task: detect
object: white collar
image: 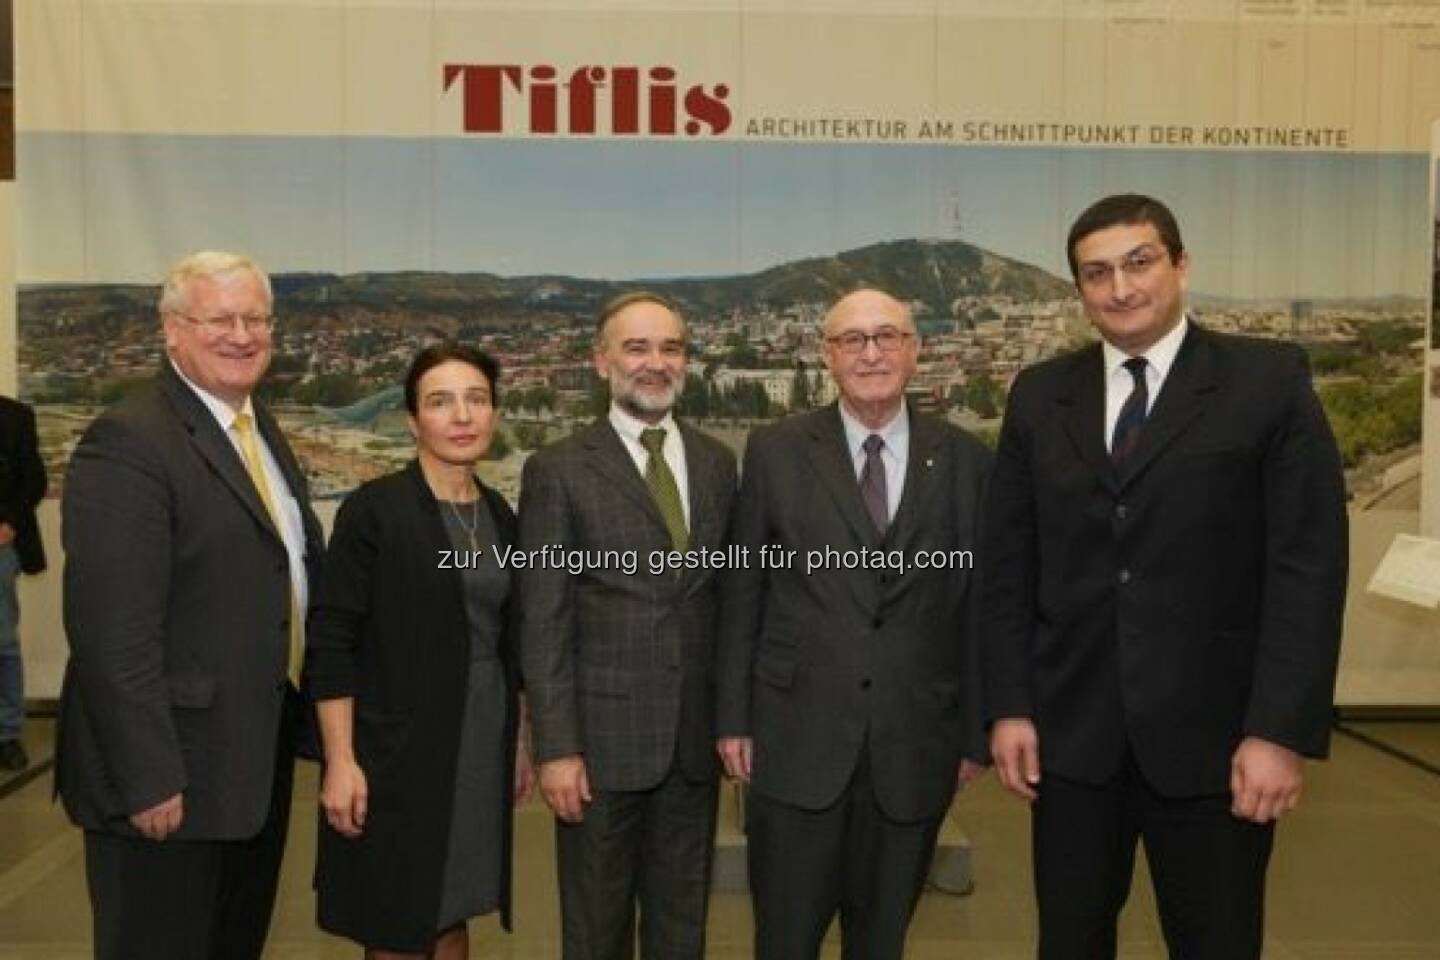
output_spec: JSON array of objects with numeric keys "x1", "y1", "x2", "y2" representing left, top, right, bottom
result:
[
  {"x1": 1101, "y1": 314, "x2": 1189, "y2": 380},
  {"x1": 607, "y1": 402, "x2": 679, "y2": 447},
  {"x1": 169, "y1": 358, "x2": 254, "y2": 431}
]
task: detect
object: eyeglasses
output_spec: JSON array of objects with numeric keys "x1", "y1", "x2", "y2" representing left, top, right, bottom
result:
[
  {"x1": 175, "y1": 312, "x2": 275, "y2": 335},
  {"x1": 1076, "y1": 245, "x2": 1169, "y2": 288},
  {"x1": 825, "y1": 327, "x2": 914, "y2": 355}
]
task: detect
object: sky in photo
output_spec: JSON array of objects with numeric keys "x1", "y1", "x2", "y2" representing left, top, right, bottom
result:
[{"x1": 18, "y1": 134, "x2": 1428, "y2": 301}]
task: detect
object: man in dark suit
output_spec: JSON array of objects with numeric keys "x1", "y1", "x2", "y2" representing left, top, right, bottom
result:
[
  {"x1": 716, "y1": 289, "x2": 991, "y2": 960},
  {"x1": 0, "y1": 393, "x2": 47, "y2": 771},
  {"x1": 982, "y1": 194, "x2": 1348, "y2": 959},
  {"x1": 518, "y1": 291, "x2": 737, "y2": 960},
  {"x1": 57, "y1": 251, "x2": 324, "y2": 960}
]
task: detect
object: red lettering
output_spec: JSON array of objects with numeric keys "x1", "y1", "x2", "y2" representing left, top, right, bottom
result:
[
  {"x1": 529, "y1": 65, "x2": 558, "y2": 134},
  {"x1": 443, "y1": 64, "x2": 521, "y2": 134},
  {"x1": 683, "y1": 84, "x2": 731, "y2": 136},
  {"x1": 612, "y1": 67, "x2": 640, "y2": 134},
  {"x1": 648, "y1": 66, "x2": 677, "y2": 136},
  {"x1": 445, "y1": 62, "x2": 731, "y2": 137},
  {"x1": 567, "y1": 66, "x2": 605, "y2": 135}
]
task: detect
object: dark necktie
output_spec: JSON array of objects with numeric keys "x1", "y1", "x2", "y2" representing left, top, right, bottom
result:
[
  {"x1": 860, "y1": 433, "x2": 888, "y2": 535},
  {"x1": 1111, "y1": 357, "x2": 1149, "y2": 465},
  {"x1": 640, "y1": 427, "x2": 689, "y2": 552}
]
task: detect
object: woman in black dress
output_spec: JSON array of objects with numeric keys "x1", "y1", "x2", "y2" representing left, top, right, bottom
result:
[{"x1": 310, "y1": 342, "x2": 535, "y2": 959}]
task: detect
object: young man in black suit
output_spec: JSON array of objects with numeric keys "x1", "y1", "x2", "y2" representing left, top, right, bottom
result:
[
  {"x1": 982, "y1": 194, "x2": 1348, "y2": 959},
  {"x1": 0, "y1": 393, "x2": 47, "y2": 770}
]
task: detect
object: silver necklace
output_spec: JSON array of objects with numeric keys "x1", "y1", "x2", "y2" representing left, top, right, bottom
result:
[{"x1": 446, "y1": 496, "x2": 481, "y2": 554}]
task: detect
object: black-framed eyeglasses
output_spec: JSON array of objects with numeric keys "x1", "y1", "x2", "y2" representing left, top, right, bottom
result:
[
  {"x1": 825, "y1": 327, "x2": 914, "y2": 355},
  {"x1": 175, "y1": 312, "x2": 276, "y2": 335}
]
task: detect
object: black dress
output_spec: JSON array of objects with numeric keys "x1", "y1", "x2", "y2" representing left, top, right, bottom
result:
[
  {"x1": 436, "y1": 498, "x2": 510, "y2": 928},
  {"x1": 309, "y1": 462, "x2": 520, "y2": 953}
]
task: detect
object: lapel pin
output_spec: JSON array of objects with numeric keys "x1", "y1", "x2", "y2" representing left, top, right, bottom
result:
[{"x1": 926, "y1": 458, "x2": 934, "y2": 468}]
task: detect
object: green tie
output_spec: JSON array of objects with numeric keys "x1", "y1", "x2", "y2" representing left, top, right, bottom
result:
[{"x1": 640, "y1": 427, "x2": 689, "y2": 553}]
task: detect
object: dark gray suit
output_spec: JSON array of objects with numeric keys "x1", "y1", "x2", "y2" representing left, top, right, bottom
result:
[
  {"x1": 57, "y1": 362, "x2": 323, "y2": 958},
  {"x1": 717, "y1": 402, "x2": 990, "y2": 959},
  {"x1": 518, "y1": 416, "x2": 736, "y2": 959}
]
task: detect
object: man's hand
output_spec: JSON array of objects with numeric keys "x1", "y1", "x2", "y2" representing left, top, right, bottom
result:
[
  {"x1": 129, "y1": 793, "x2": 184, "y2": 840},
  {"x1": 956, "y1": 758, "x2": 988, "y2": 792},
  {"x1": 319, "y1": 758, "x2": 369, "y2": 838},
  {"x1": 716, "y1": 736, "x2": 753, "y2": 783},
  {"x1": 1230, "y1": 736, "x2": 1303, "y2": 824},
  {"x1": 540, "y1": 755, "x2": 592, "y2": 823},
  {"x1": 0, "y1": 522, "x2": 15, "y2": 546},
  {"x1": 990, "y1": 718, "x2": 1041, "y2": 802}
]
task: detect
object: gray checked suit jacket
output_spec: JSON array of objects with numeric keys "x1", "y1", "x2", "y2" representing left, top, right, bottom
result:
[{"x1": 517, "y1": 417, "x2": 737, "y2": 791}]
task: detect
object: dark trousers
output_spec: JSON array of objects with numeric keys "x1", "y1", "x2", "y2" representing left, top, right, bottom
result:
[
  {"x1": 555, "y1": 766, "x2": 718, "y2": 960},
  {"x1": 83, "y1": 695, "x2": 297, "y2": 960},
  {"x1": 1033, "y1": 752, "x2": 1275, "y2": 960},
  {"x1": 746, "y1": 748, "x2": 944, "y2": 960}
]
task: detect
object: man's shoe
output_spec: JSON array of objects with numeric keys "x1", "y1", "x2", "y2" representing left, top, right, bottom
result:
[{"x1": 0, "y1": 738, "x2": 28, "y2": 771}]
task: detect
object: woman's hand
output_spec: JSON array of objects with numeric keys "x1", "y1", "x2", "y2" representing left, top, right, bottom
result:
[{"x1": 320, "y1": 758, "x2": 369, "y2": 838}]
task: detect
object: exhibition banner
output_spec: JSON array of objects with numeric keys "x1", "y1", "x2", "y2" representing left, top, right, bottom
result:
[{"x1": 14, "y1": 0, "x2": 1440, "y2": 699}]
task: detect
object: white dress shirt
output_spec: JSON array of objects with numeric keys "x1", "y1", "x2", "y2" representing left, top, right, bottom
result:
[
  {"x1": 169, "y1": 360, "x2": 310, "y2": 623},
  {"x1": 838, "y1": 401, "x2": 909, "y2": 522},
  {"x1": 1102, "y1": 316, "x2": 1189, "y2": 453},
  {"x1": 608, "y1": 403, "x2": 691, "y2": 529}
]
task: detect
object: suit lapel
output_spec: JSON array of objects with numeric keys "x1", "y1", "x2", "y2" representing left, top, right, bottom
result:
[
  {"x1": 805, "y1": 405, "x2": 882, "y2": 550},
  {"x1": 1057, "y1": 344, "x2": 1120, "y2": 496},
  {"x1": 158, "y1": 365, "x2": 281, "y2": 542},
  {"x1": 678, "y1": 422, "x2": 721, "y2": 552},
  {"x1": 255, "y1": 401, "x2": 324, "y2": 556},
  {"x1": 581, "y1": 419, "x2": 671, "y2": 541},
  {"x1": 884, "y1": 404, "x2": 941, "y2": 552},
  {"x1": 1117, "y1": 324, "x2": 1217, "y2": 489}
]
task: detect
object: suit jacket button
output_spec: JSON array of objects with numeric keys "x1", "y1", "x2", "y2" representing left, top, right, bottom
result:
[
  {"x1": 871, "y1": 617, "x2": 883, "y2": 629},
  {"x1": 1118, "y1": 569, "x2": 1131, "y2": 584},
  {"x1": 859, "y1": 679, "x2": 872, "y2": 690},
  {"x1": 1115, "y1": 504, "x2": 1128, "y2": 520}
]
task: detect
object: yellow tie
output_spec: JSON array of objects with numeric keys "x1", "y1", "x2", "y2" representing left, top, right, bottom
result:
[{"x1": 233, "y1": 412, "x2": 302, "y2": 686}]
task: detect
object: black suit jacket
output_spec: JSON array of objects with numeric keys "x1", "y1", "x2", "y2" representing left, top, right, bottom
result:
[
  {"x1": 308, "y1": 461, "x2": 520, "y2": 949},
  {"x1": 981, "y1": 324, "x2": 1348, "y2": 797},
  {"x1": 57, "y1": 363, "x2": 324, "y2": 839},
  {"x1": 717, "y1": 403, "x2": 991, "y2": 821},
  {"x1": 518, "y1": 418, "x2": 737, "y2": 791},
  {"x1": 0, "y1": 395, "x2": 48, "y2": 574}
]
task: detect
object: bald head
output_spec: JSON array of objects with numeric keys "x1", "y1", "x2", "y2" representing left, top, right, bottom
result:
[
  {"x1": 821, "y1": 288, "x2": 919, "y2": 429},
  {"x1": 823, "y1": 289, "x2": 915, "y2": 338}
]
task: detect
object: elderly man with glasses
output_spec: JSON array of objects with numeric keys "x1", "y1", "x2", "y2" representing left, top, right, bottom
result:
[
  {"x1": 57, "y1": 251, "x2": 324, "y2": 960},
  {"x1": 717, "y1": 288, "x2": 992, "y2": 960}
]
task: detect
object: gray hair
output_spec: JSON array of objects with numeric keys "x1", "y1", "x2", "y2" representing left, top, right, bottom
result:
[{"x1": 158, "y1": 251, "x2": 273, "y2": 315}]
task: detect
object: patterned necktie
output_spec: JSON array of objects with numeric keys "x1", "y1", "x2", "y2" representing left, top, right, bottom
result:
[
  {"x1": 1111, "y1": 357, "x2": 1149, "y2": 465},
  {"x1": 639, "y1": 427, "x2": 689, "y2": 553},
  {"x1": 860, "y1": 433, "x2": 889, "y2": 535},
  {"x1": 233, "y1": 413, "x2": 302, "y2": 685}
]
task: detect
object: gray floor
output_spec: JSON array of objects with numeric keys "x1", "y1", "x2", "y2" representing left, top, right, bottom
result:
[{"x1": 1, "y1": 718, "x2": 1438, "y2": 958}]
